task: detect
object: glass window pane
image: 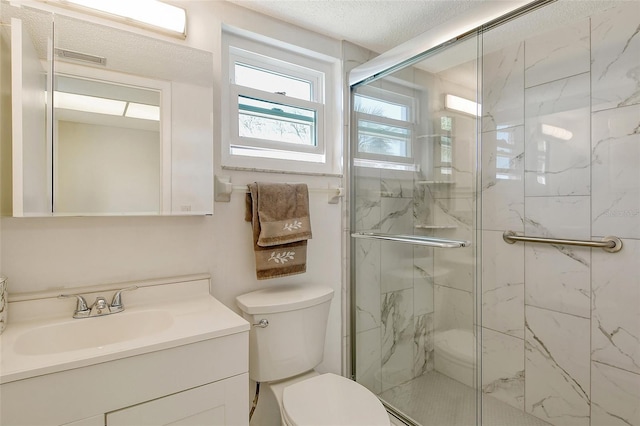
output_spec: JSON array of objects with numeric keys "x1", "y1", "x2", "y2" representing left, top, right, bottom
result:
[
  {"x1": 357, "y1": 119, "x2": 411, "y2": 157},
  {"x1": 354, "y1": 94, "x2": 409, "y2": 121},
  {"x1": 238, "y1": 96, "x2": 316, "y2": 146},
  {"x1": 235, "y1": 63, "x2": 312, "y2": 101},
  {"x1": 440, "y1": 136, "x2": 452, "y2": 163}
]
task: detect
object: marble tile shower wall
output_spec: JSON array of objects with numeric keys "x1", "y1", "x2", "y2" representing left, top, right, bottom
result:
[
  {"x1": 480, "y1": 3, "x2": 639, "y2": 426},
  {"x1": 353, "y1": 42, "x2": 478, "y2": 400},
  {"x1": 354, "y1": 167, "x2": 436, "y2": 394},
  {"x1": 354, "y1": 113, "x2": 477, "y2": 394}
]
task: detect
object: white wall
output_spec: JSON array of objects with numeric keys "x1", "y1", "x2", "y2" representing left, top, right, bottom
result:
[
  {"x1": 0, "y1": 1, "x2": 347, "y2": 376},
  {"x1": 55, "y1": 121, "x2": 160, "y2": 214}
]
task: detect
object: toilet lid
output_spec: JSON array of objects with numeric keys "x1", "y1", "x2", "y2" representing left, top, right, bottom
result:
[{"x1": 282, "y1": 373, "x2": 389, "y2": 426}]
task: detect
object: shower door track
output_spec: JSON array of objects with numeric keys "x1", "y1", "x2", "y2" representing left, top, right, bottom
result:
[{"x1": 351, "y1": 232, "x2": 471, "y2": 248}]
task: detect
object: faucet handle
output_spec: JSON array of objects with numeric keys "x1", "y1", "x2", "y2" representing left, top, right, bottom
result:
[
  {"x1": 110, "y1": 285, "x2": 138, "y2": 309},
  {"x1": 58, "y1": 293, "x2": 90, "y2": 315}
]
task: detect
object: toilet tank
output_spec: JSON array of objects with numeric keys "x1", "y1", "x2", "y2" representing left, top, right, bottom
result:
[{"x1": 236, "y1": 284, "x2": 334, "y2": 382}]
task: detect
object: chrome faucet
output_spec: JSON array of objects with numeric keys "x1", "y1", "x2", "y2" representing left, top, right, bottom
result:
[{"x1": 58, "y1": 286, "x2": 138, "y2": 319}]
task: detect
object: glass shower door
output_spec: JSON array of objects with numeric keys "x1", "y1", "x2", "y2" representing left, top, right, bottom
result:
[
  {"x1": 350, "y1": 33, "x2": 481, "y2": 425},
  {"x1": 351, "y1": 1, "x2": 640, "y2": 425}
]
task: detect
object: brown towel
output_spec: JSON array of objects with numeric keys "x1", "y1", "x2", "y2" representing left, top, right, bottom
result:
[{"x1": 245, "y1": 183, "x2": 312, "y2": 280}]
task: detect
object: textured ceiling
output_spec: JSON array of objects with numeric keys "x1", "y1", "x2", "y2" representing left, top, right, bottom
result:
[
  {"x1": 4, "y1": 0, "x2": 619, "y2": 81},
  {"x1": 225, "y1": 0, "x2": 621, "y2": 63},
  {"x1": 225, "y1": 0, "x2": 485, "y2": 53}
]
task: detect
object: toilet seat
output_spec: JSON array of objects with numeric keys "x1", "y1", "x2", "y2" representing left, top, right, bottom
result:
[{"x1": 282, "y1": 373, "x2": 389, "y2": 426}]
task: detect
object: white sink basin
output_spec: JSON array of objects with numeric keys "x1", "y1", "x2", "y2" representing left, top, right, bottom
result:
[
  {"x1": 0, "y1": 274, "x2": 250, "y2": 384},
  {"x1": 13, "y1": 310, "x2": 174, "y2": 355}
]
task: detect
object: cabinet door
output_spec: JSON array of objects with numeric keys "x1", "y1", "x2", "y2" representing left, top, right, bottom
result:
[
  {"x1": 106, "y1": 373, "x2": 248, "y2": 426},
  {"x1": 10, "y1": 16, "x2": 52, "y2": 216}
]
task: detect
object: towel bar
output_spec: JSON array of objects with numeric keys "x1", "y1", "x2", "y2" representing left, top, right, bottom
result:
[
  {"x1": 214, "y1": 175, "x2": 343, "y2": 204},
  {"x1": 502, "y1": 231, "x2": 623, "y2": 253}
]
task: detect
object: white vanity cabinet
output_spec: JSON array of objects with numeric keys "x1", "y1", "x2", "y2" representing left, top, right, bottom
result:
[
  {"x1": 2, "y1": 330, "x2": 248, "y2": 426},
  {"x1": 0, "y1": 275, "x2": 250, "y2": 426}
]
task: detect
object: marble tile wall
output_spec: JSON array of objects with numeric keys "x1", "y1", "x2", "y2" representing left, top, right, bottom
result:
[
  {"x1": 525, "y1": 306, "x2": 591, "y2": 426},
  {"x1": 353, "y1": 166, "x2": 437, "y2": 394},
  {"x1": 480, "y1": 26, "x2": 527, "y2": 417},
  {"x1": 482, "y1": 328, "x2": 524, "y2": 410},
  {"x1": 354, "y1": 163, "x2": 478, "y2": 394},
  {"x1": 481, "y1": 2, "x2": 640, "y2": 425}
]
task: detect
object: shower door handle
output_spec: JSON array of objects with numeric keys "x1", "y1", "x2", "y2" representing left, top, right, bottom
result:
[{"x1": 351, "y1": 232, "x2": 471, "y2": 248}]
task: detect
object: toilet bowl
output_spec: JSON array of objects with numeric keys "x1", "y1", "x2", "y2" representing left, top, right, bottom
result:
[
  {"x1": 434, "y1": 328, "x2": 476, "y2": 387},
  {"x1": 268, "y1": 371, "x2": 389, "y2": 426},
  {"x1": 236, "y1": 284, "x2": 389, "y2": 426}
]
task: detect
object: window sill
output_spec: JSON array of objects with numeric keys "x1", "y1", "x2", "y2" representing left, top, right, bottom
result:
[{"x1": 221, "y1": 164, "x2": 343, "y2": 178}]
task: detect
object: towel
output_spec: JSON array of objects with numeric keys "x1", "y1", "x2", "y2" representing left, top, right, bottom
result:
[{"x1": 245, "y1": 183, "x2": 312, "y2": 280}]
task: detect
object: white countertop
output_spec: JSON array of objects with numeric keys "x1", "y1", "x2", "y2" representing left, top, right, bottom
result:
[{"x1": 0, "y1": 275, "x2": 249, "y2": 384}]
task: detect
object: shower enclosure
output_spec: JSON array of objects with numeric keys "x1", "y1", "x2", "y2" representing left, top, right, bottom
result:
[{"x1": 349, "y1": 1, "x2": 640, "y2": 425}]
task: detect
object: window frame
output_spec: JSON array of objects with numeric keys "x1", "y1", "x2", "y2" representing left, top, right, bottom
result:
[
  {"x1": 230, "y1": 84, "x2": 325, "y2": 155},
  {"x1": 353, "y1": 85, "x2": 417, "y2": 165},
  {"x1": 222, "y1": 31, "x2": 338, "y2": 174},
  {"x1": 230, "y1": 47, "x2": 324, "y2": 103}
]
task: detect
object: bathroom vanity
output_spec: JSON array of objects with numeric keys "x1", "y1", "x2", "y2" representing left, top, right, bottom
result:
[{"x1": 0, "y1": 275, "x2": 249, "y2": 426}]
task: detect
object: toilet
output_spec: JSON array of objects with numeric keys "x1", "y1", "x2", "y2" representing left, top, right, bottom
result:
[
  {"x1": 434, "y1": 328, "x2": 476, "y2": 387},
  {"x1": 236, "y1": 284, "x2": 390, "y2": 426}
]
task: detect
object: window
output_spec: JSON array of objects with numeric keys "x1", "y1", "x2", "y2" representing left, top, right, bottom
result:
[
  {"x1": 222, "y1": 32, "x2": 338, "y2": 174},
  {"x1": 353, "y1": 85, "x2": 416, "y2": 165}
]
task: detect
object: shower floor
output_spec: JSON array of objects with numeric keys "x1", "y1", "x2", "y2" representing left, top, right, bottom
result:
[{"x1": 380, "y1": 371, "x2": 551, "y2": 426}]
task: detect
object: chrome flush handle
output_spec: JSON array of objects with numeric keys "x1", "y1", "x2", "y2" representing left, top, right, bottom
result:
[{"x1": 252, "y1": 319, "x2": 269, "y2": 328}]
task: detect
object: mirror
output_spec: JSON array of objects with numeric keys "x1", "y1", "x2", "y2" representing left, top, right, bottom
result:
[
  {"x1": 53, "y1": 66, "x2": 165, "y2": 215},
  {"x1": 1, "y1": 3, "x2": 214, "y2": 216}
]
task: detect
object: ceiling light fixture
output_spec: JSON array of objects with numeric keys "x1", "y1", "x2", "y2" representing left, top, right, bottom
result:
[
  {"x1": 63, "y1": 0, "x2": 186, "y2": 37},
  {"x1": 445, "y1": 94, "x2": 481, "y2": 117}
]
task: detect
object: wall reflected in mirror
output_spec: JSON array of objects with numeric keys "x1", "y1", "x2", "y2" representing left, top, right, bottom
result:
[{"x1": 53, "y1": 74, "x2": 162, "y2": 214}]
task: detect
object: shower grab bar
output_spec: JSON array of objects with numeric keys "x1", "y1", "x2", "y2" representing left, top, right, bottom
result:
[
  {"x1": 502, "y1": 231, "x2": 623, "y2": 253},
  {"x1": 351, "y1": 232, "x2": 471, "y2": 248}
]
